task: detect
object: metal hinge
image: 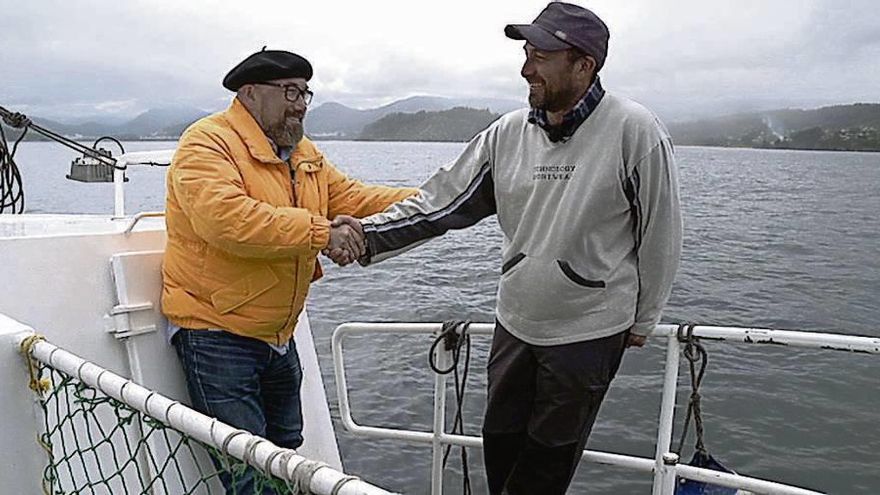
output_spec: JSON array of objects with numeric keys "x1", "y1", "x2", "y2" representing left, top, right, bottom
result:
[{"x1": 103, "y1": 302, "x2": 156, "y2": 339}]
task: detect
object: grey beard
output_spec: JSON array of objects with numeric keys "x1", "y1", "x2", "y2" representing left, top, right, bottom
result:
[{"x1": 267, "y1": 121, "x2": 304, "y2": 147}]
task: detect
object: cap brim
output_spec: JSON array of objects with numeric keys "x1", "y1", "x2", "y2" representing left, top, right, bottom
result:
[{"x1": 504, "y1": 24, "x2": 572, "y2": 51}]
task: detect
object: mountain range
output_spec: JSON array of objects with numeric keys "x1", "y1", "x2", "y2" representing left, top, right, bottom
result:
[
  {"x1": 359, "y1": 107, "x2": 500, "y2": 142},
  {"x1": 14, "y1": 106, "x2": 212, "y2": 141},
  {"x1": 4, "y1": 96, "x2": 523, "y2": 142},
  {"x1": 4, "y1": 98, "x2": 879, "y2": 151},
  {"x1": 305, "y1": 96, "x2": 523, "y2": 138}
]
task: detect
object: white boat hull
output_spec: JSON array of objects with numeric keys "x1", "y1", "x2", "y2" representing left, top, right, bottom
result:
[{"x1": 0, "y1": 214, "x2": 342, "y2": 493}]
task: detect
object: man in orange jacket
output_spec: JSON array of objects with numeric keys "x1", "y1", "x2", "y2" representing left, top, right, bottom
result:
[{"x1": 162, "y1": 48, "x2": 417, "y2": 494}]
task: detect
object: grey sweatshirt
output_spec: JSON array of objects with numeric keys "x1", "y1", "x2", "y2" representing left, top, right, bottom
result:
[{"x1": 360, "y1": 93, "x2": 681, "y2": 345}]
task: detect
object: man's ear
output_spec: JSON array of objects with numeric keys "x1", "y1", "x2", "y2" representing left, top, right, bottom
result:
[
  {"x1": 580, "y1": 56, "x2": 597, "y2": 78},
  {"x1": 237, "y1": 84, "x2": 255, "y2": 104}
]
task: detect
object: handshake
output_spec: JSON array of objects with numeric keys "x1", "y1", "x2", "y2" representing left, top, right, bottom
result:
[{"x1": 322, "y1": 215, "x2": 365, "y2": 267}]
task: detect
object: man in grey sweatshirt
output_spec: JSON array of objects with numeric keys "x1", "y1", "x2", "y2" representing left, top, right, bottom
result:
[{"x1": 328, "y1": 2, "x2": 681, "y2": 492}]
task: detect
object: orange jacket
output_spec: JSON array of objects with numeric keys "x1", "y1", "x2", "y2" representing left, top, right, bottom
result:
[{"x1": 162, "y1": 98, "x2": 417, "y2": 345}]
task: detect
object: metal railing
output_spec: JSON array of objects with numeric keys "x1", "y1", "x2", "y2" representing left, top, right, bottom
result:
[
  {"x1": 332, "y1": 322, "x2": 880, "y2": 495},
  {"x1": 122, "y1": 211, "x2": 165, "y2": 234},
  {"x1": 18, "y1": 333, "x2": 395, "y2": 495},
  {"x1": 112, "y1": 150, "x2": 175, "y2": 217}
]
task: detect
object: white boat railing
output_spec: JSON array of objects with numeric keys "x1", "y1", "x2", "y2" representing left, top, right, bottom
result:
[
  {"x1": 15, "y1": 332, "x2": 395, "y2": 495},
  {"x1": 332, "y1": 322, "x2": 880, "y2": 495},
  {"x1": 113, "y1": 150, "x2": 175, "y2": 217}
]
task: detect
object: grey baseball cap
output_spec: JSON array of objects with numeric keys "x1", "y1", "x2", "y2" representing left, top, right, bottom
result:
[{"x1": 505, "y1": 2, "x2": 610, "y2": 70}]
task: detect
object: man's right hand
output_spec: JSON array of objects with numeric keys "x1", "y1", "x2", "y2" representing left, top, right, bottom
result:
[{"x1": 323, "y1": 216, "x2": 365, "y2": 266}]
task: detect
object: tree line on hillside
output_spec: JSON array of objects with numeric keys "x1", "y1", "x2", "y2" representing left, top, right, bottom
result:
[
  {"x1": 356, "y1": 103, "x2": 880, "y2": 150},
  {"x1": 357, "y1": 107, "x2": 500, "y2": 142},
  {"x1": 668, "y1": 103, "x2": 880, "y2": 152}
]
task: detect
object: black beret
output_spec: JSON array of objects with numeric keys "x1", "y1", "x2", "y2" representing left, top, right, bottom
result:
[{"x1": 222, "y1": 49, "x2": 313, "y2": 91}]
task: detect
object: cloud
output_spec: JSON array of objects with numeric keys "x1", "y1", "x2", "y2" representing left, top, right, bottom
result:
[
  {"x1": 1, "y1": 0, "x2": 877, "y2": 122},
  {"x1": 595, "y1": 0, "x2": 880, "y2": 119},
  {"x1": 311, "y1": 50, "x2": 525, "y2": 109},
  {"x1": 94, "y1": 99, "x2": 140, "y2": 113}
]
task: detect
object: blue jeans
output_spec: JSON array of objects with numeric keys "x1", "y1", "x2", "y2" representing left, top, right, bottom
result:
[{"x1": 172, "y1": 329, "x2": 303, "y2": 494}]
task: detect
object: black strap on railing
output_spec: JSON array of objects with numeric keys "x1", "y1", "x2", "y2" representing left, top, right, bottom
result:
[
  {"x1": 675, "y1": 322, "x2": 709, "y2": 456},
  {"x1": 428, "y1": 320, "x2": 472, "y2": 495}
]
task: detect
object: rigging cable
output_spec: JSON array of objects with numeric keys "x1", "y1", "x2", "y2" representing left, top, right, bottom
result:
[
  {"x1": 0, "y1": 105, "x2": 140, "y2": 213},
  {"x1": 2, "y1": 112, "x2": 122, "y2": 169},
  {"x1": 428, "y1": 320, "x2": 473, "y2": 495},
  {"x1": 0, "y1": 110, "x2": 29, "y2": 213},
  {"x1": 0, "y1": 106, "x2": 123, "y2": 170},
  {"x1": 94, "y1": 136, "x2": 126, "y2": 157}
]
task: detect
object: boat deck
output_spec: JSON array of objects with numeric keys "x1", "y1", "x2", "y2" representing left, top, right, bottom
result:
[{"x1": 0, "y1": 213, "x2": 164, "y2": 239}]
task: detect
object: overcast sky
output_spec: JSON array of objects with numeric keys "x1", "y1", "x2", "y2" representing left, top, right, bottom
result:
[{"x1": 1, "y1": 0, "x2": 878, "y2": 123}]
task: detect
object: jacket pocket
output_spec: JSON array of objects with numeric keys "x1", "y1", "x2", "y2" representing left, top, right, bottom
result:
[{"x1": 210, "y1": 266, "x2": 280, "y2": 315}]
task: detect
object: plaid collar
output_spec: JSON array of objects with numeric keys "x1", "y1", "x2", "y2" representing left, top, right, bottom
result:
[{"x1": 528, "y1": 77, "x2": 606, "y2": 143}]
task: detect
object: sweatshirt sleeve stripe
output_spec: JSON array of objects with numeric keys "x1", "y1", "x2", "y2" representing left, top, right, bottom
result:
[
  {"x1": 365, "y1": 161, "x2": 496, "y2": 257},
  {"x1": 628, "y1": 167, "x2": 644, "y2": 248}
]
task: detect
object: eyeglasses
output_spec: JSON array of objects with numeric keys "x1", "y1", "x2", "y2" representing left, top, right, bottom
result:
[{"x1": 254, "y1": 82, "x2": 313, "y2": 105}]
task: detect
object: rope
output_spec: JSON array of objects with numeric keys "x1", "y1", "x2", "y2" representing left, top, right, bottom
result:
[
  {"x1": 35, "y1": 433, "x2": 54, "y2": 495},
  {"x1": 0, "y1": 109, "x2": 29, "y2": 213},
  {"x1": 20, "y1": 336, "x2": 56, "y2": 495},
  {"x1": 675, "y1": 323, "x2": 709, "y2": 456},
  {"x1": 428, "y1": 320, "x2": 472, "y2": 495},
  {"x1": 220, "y1": 429, "x2": 249, "y2": 457},
  {"x1": 262, "y1": 447, "x2": 290, "y2": 478},
  {"x1": 290, "y1": 458, "x2": 330, "y2": 494},
  {"x1": 330, "y1": 475, "x2": 361, "y2": 495},
  {"x1": 19, "y1": 334, "x2": 50, "y2": 394},
  {"x1": 243, "y1": 435, "x2": 269, "y2": 467}
]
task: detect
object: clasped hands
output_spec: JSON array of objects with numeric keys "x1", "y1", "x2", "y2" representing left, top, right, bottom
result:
[{"x1": 322, "y1": 215, "x2": 365, "y2": 266}]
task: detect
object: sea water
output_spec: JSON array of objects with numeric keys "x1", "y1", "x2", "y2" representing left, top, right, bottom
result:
[{"x1": 12, "y1": 140, "x2": 880, "y2": 493}]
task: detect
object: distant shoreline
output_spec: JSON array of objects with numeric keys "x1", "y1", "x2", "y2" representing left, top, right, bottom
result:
[
  {"x1": 313, "y1": 136, "x2": 880, "y2": 153},
  {"x1": 7, "y1": 101, "x2": 878, "y2": 152},
  {"x1": 11, "y1": 135, "x2": 880, "y2": 153},
  {"x1": 673, "y1": 143, "x2": 880, "y2": 153}
]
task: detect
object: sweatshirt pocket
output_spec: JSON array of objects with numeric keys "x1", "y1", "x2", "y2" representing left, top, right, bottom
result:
[
  {"x1": 499, "y1": 255, "x2": 606, "y2": 322},
  {"x1": 501, "y1": 253, "x2": 526, "y2": 275},
  {"x1": 556, "y1": 261, "x2": 606, "y2": 288}
]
